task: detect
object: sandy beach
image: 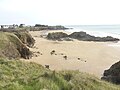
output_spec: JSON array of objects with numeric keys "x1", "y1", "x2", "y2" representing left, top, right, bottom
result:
[{"x1": 21, "y1": 30, "x2": 120, "y2": 78}]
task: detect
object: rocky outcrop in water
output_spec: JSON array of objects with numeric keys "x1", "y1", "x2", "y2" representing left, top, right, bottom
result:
[
  {"x1": 69, "y1": 32, "x2": 119, "y2": 42},
  {"x1": 47, "y1": 31, "x2": 119, "y2": 42},
  {"x1": 101, "y1": 61, "x2": 120, "y2": 84}
]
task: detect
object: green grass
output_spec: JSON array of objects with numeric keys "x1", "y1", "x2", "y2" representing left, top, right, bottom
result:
[
  {"x1": 0, "y1": 58, "x2": 120, "y2": 90},
  {"x1": 0, "y1": 32, "x2": 9, "y2": 49},
  {"x1": 60, "y1": 71, "x2": 120, "y2": 90}
]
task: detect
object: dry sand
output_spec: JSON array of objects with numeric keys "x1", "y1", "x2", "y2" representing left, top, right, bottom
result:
[{"x1": 21, "y1": 30, "x2": 120, "y2": 78}]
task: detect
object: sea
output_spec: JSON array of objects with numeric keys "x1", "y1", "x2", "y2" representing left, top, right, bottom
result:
[{"x1": 65, "y1": 25, "x2": 120, "y2": 47}]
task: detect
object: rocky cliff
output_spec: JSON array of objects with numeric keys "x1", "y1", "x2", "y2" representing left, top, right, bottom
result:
[{"x1": 14, "y1": 31, "x2": 35, "y2": 47}]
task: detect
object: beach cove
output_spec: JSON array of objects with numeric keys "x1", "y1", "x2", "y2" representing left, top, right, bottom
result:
[{"x1": 20, "y1": 30, "x2": 120, "y2": 78}]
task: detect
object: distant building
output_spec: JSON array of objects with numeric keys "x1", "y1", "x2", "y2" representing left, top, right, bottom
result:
[
  {"x1": 0, "y1": 25, "x2": 9, "y2": 29},
  {"x1": 19, "y1": 24, "x2": 25, "y2": 28},
  {"x1": 0, "y1": 24, "x2": 18, "y2": 29}
]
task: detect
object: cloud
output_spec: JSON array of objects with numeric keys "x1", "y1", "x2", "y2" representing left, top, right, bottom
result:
[{"x1": 0, "y1": 0, "x2": 120, "y2": 25}]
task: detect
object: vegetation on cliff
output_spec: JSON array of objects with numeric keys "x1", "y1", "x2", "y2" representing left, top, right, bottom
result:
[
  {"x1": 0, "y1": 58, "x2": 119, "y2": 90},
  {"x1": 0, "y1": 32, "x2": 33, "y2": 59}
]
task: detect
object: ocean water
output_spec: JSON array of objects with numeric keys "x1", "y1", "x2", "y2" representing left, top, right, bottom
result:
[
  {"x1": 65, "y1": 25, "x2": 120, "y2": 47},
  {"x1": 65, "y1": 25, "x2": 120, "y2": 39}
]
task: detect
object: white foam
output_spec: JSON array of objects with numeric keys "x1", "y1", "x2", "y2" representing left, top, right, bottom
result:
[
  {"x1": 65, "y1": 28, "x2": 120, "y2": 48},
  {"x1": 108, "y1": 44, "x2": 120, "y2": 47},
  {"x1": 107, "y1": 41, "x2": 120, "y2": 48}
]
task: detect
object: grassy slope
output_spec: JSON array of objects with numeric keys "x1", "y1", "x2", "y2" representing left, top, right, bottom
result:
[
  {"x1": 0, "y1": 32, "x2": 21, "y2": 58},
  {"x1": 0, "y1": 58, "x2": 120, "y2": 90},
  {"x1": 0, "y1": 32, "x2": 32, "y2": 59}
]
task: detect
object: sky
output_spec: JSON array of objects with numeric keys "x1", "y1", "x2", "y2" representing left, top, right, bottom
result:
[{"x1": 0, "y1": 0, "x2": 120, "y2": 25}]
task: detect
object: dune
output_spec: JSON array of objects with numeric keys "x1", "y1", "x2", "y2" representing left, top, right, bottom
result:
[{"x1": 22, "y1": 30, "x2": 120, "y2": 78}]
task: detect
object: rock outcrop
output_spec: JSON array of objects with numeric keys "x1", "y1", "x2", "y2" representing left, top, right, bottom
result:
[
  {"x1": 101, "y1": 61, "x2": 120, "y2": 84},
  {"x1": 30, "y1": 25, "x2": 69, "y2": 31},
  {"x1": 47, "y1": 31, "x2": 119, "y2": 42},
  {"x1": 69, "y1": 32, "x2": 119, "y2": 42},
  {"x1": 47, "y1": 32, "x2": 68, "y2": 40},
  {"x1": 14, "y1": 31, "x2": 35, "y2": 47}
]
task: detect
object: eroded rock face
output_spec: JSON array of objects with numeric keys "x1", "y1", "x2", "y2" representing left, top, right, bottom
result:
[
  {"x1": 17, "y1": 45, "x2": 32, "y2": 59},
  {"x1": 14, "y1": 31, "x2": 35, "y2": 47},
  {"x1": 101, "y1": 61, "x2": 120, "y2": 84}
]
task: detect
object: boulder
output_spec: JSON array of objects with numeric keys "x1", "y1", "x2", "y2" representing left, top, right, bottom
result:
[
  {"x1": 101, "y1": 61, "x2": 120, "y2": 84},
  {"x1": 69, "y1": 32, "x2": 95, "y2": 41},
  {"x1": 47, "y1": 32, "x2": 68, "y2": 40}
]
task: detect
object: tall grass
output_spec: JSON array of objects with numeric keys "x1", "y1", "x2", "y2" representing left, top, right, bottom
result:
[{"x1": 0, "y1": 58, "x2": 120, "y2": 90}]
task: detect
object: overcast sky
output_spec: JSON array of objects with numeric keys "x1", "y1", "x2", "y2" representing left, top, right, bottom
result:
[{"x1": 0, "y1": 0, "x2": 120, "y2": 25}]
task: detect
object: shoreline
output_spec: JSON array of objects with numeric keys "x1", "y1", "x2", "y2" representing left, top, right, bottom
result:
[
  {"x1": 21, "y1": 30, "x2": 120, "y2": 78},
  {"x1": 65, "y1": 29, "x2": 120, "y2": 48}
]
